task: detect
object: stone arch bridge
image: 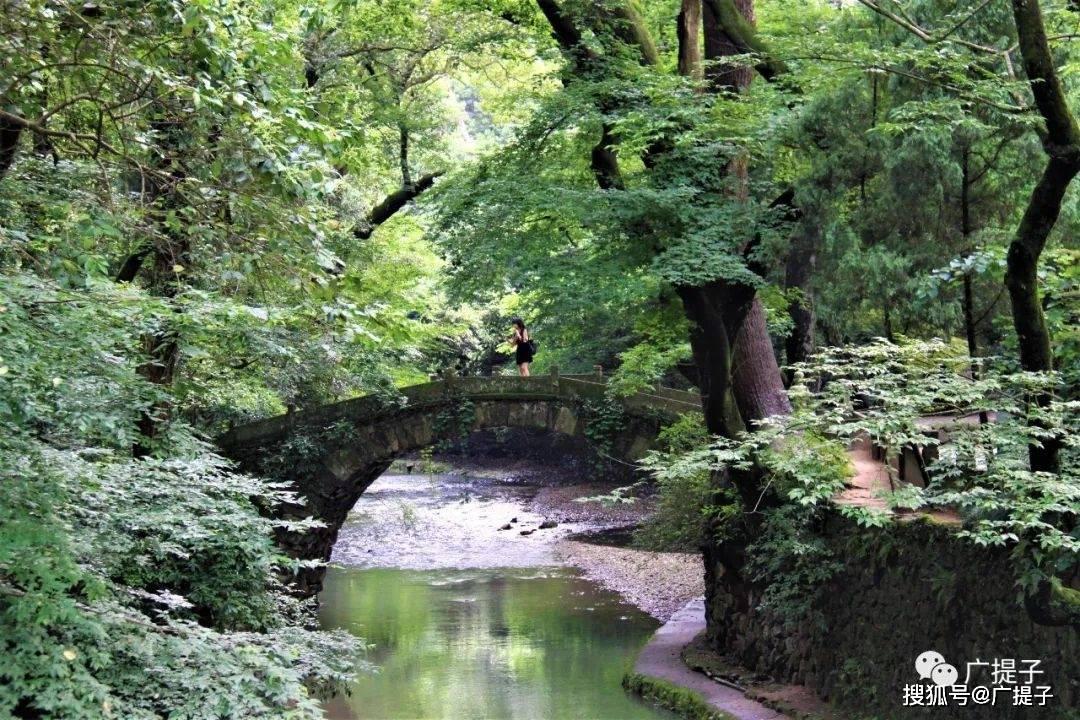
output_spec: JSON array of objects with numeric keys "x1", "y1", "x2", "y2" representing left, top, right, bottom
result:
[{"x1": 217, "y1": 371, "x2": 700, "y2": 595}]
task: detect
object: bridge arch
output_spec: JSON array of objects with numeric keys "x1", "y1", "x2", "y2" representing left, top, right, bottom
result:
[{"x1": 217, "y1": 372, "x2": 698, "y2": 594}]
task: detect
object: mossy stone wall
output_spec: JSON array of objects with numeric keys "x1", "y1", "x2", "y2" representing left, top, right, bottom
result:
[{"x1": 704, "y1": 513, "x2": 1079, "y2": 718}]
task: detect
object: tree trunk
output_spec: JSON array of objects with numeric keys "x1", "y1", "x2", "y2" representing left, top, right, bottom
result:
[
  {"x1": 961, "y1": 147, "x2": 977, "y2": 363},
  {"x1": 733, "y1": 299, "x2": 790, "y2": 421},
  {"x1": 398, "y1": 122, "x2": 412, "y2": 189},
  {"x1": 0, "y1": 115, "x2": 22, "y2": 182},
  {"x1": 677, "y1": 0, "x2": 703, "y2": 79},
  {"x1": 1005, "y1": 157, "x2": 1077, "y2": 472},
  {"x1": 699, "y1": 0, "x2": 789, "y2": 431},
  {"x1": 958, "y1": 149, "x2": 989, "y2": 424},
  {"x1": 783, "y1": 220, "x2": 817, "y2": 382},
  {"x1": 677, "y1": 283, "x2": 745, "y2": 438},
  {"x1": 591, "y1": 121, "x2": 625, "y2": 190},
  {"x1": 1008, "y1": 0, "x2": 1080, "y2": 472},
  {"x1": 702, "y1": 0, "x2": 755, "y2": 91}
]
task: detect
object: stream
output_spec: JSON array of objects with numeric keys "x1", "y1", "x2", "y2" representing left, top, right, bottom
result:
[{"x1": 318, "y1": 471, "x2": 675, "y2": 720}]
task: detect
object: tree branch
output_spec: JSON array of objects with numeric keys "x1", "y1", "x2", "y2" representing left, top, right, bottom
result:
[{"x1": 354, "y1": 171, "x2": 443, "y2": 239}]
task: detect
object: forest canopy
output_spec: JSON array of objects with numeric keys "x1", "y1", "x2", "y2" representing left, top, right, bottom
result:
[{"x1": 0, "y1": 0, "x2": 1077, "y2": 717}]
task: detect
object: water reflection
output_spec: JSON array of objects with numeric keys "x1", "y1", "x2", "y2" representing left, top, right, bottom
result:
[{"x1": 319, "y1": 566, "x2": 674, "y2": 720}]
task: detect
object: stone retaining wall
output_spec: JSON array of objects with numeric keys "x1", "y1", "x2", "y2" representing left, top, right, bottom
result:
[{"x1": 704, "y1": 513, "x2": 1079, "y2": 718}]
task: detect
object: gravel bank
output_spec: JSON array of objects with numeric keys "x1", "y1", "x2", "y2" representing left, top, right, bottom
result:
[
  {"x1": 422, "y1": 453, "x2": 707, "y2": 622},
  {"x1": 554, "y1": 539, "x2": 705, "y2": 622}
]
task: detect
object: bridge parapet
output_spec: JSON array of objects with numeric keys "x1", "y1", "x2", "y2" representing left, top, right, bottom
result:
[{"x1": 219, "y1": 371, "x2": 700, "y2": 452}]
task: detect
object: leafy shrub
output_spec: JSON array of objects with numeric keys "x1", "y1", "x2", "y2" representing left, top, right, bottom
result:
[
  {"x1": 744, "y1": 506, "x2": 844, "y2": 630},
  {"x1": 633, "y1": 414, "x2": 715, "y2": 551},
  {"x1": 646, "y1": 339, "x2": 1078, "y2": 601},
  {"x1": 0, "y1": 274, "x2": 363, "y2": 718}
]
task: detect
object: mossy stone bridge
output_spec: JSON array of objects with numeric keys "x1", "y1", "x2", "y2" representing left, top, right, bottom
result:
[{"x1": 217, "y1": 370, "x2": 700, "y2": 594}]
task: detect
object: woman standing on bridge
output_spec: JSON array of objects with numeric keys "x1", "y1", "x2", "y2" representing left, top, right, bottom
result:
[{"x1": 509, "y1": 317, "x2": 534, "y2": 377}]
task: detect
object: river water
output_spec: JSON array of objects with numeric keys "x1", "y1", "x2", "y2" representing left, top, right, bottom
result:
[{"x1": 318, "y1": 472, "x2": 674, "y2": 720}]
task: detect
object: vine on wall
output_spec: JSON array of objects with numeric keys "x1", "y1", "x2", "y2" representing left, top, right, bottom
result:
[
  {"x1": 432, "y1": 395, "x2": 477, "y2": 453},
  {"x1": 580, "y1": 395, "x2": 629, "y2": 473}
]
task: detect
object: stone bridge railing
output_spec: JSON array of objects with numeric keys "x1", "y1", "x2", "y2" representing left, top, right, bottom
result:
[{"x1": 218, "y1": 368, "x2": 702, "y2": 451}]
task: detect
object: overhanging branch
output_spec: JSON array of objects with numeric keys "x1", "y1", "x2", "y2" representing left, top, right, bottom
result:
[{"x1": 354, "y1": 171, "x2": 443, "y2": 239}]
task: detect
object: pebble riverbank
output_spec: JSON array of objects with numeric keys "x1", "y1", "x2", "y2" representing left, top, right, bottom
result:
[
  {"x1": 405, "y1": 455, "x2": 707, "y2": 622},
  {"x1": 553, "y1": 539, "x2": 705, "y2": 621}
]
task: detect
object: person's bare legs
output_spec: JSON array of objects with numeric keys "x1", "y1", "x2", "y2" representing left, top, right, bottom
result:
[{"x1": 518, "y1": 362, "x2": 530, "y2": 377}]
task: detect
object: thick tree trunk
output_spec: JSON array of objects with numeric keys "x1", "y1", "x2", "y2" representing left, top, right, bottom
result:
[
  {"x1": 702, "y1": 0, "x2": 754, "y2": 90},
  {"x1": 677, "y1": 284, "x2": 745, "y2": 438},
  {"x1": 733, "y1": 299, "x2": 791, "y2": 421},
  {"x1": 677, "y1": 0, "x2": 703, "y2": 79},
  {"x1": 700, "y1": 0, "x2": 789, "y2": 431},
  {"x1": 701, "y1": 0, "x2": 789, "y2": 82}
]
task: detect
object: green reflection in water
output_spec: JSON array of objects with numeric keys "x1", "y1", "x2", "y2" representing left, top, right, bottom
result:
[{"x1": 319, "y1": 565, "x2": 675, "y2": 720}]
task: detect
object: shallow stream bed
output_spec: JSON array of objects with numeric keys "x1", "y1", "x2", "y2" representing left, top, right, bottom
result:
[{"x1": 318, "y1": 472, "x2": 675, "y2": 720}]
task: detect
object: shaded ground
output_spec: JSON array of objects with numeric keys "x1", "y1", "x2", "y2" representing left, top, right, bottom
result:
[{"x1": 681, "y1": 634, "x2": 850, "y2": 720}]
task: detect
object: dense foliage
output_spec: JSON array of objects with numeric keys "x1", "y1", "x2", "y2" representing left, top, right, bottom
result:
[
  {"x1": 2, "y1": 0, "x2": 1078, "y2": 715},
  {"x1": 643, "y1": 340, "x2": 1078, "y2": 583},
  {"x1": 0, "y1": 276, "x2": 365, "y2": 717}
]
